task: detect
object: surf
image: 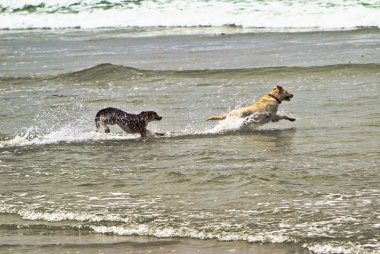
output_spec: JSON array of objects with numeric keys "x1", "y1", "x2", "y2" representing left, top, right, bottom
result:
[{"x1": 1, "y1": 0, "x2": 380, "y2": 30}]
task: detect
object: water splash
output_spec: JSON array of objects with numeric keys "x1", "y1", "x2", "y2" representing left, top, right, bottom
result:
[
  {"x1": 205, "y1": 112, "x2": 289, "y2": 134},
  {"x1": 0, "y1": 103, "x2": 294, "y2": 148},
  {"x1": 0, "y1": 126, "x2": 133, "y2": 148}
]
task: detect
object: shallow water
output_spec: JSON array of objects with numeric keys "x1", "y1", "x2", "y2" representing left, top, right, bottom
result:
[{"x1": 0, "y1": 28, "x2": 380, "y2": 254}]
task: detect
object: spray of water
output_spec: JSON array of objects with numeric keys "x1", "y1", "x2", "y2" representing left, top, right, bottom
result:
[{"x1": 0, "y1": 106, "x2": 293, "y2": 148}]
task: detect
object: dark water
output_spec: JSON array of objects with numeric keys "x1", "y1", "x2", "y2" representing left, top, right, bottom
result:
[{"x1": 0, "y1": 28, "x2": 379, "y2": 254}]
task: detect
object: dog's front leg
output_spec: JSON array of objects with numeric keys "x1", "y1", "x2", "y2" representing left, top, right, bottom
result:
[
  {"x1": 263, "y1": 113, "x2": 295, "y2": 122},
  {"x1": 268, "y1": 113, "x2": 281, "y2": 122},
  {"x1": 275, "y1": 115, "x2": 296, "y2": 122},
  {"x1": 140, "y1": 129, "x2": 147, "y2": 138},
  {"x1": 281, "y1": 115, "x2": 296, "y2": 122}
]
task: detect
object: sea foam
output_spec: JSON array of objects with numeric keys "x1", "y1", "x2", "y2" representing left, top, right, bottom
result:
[
  {"x1": 0, "y1": 125, "x2": 134, "y2": 148},
  {"x1": 0, "y1": 0, "x2": 379, "y2": 30}
]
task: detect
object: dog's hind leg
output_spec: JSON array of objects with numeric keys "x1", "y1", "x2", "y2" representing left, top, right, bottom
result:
[
  {"x1": 207, "y1": 114, "x2": 227, "y2": 121},
  {"x1": 95, "y1": 116, "x2": 111, "y2": 133},
  {"x1": 104, "y1": 125, "x2": 111, "y2": 133},
  {"x1": 100, "y1": 122, "x2": 111, "y2": 133},
  {"x1": 95, "y1": 116, "x2": 101, "y2": 132}
]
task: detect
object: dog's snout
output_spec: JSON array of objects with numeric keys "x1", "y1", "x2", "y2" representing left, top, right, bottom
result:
[
  {"x1": 289, "y1": 94, "x2": 293, "y2": 98},
  {"x1": 157, "y1": 116, "x2": 162, "y2": 120}
]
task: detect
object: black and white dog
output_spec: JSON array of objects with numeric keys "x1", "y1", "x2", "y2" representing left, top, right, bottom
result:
[{"x1": 95, "y1": 107, "x2": 164, "y2": 137}]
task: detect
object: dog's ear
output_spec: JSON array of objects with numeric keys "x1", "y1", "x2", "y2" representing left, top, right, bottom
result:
[{"x1": 276, "y1": 85, "x2": 283, "y2": 91}]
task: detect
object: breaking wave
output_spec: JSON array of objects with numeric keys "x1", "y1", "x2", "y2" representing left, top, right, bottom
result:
[
  {"x1": 0, "y1": 0, "x2": 379, "y2": 30},
  {"x1": 0, "y1": 207, "x2": 378, "y2": 254}
]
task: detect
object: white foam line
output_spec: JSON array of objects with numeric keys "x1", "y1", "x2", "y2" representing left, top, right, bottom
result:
[
  {"x1": 91, "y1": 224, "x2": 290, "y2": 243},
  {"x1": 0, "y1": 130, "x2": 135, "y2": 148},
  {"x1": 304, "y1": 243, "x2": 376, "y2": 254}
]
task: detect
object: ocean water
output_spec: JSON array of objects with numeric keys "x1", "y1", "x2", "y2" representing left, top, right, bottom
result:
[
  {"x1": 1, "y1": 1, "x2": 380, "y2": 254},
  {"x1": 1, "y1": 0, "x2": 380, "y2": 30}
]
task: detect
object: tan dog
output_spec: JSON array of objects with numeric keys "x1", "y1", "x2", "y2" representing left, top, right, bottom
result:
[{"x1": 207, "y1": 85, "x2": 296, "y2": 123}]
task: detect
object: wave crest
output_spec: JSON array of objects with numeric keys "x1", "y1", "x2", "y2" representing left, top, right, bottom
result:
[
  {"x1": 1, "y1": 0, "x2": 380, "y2": 30},
  {"x1": 3, "y1": 63, "x2": 379, "y2": 83},
  {"x1": 55, "y1": 63, "x2": 150, "y2": 82}
]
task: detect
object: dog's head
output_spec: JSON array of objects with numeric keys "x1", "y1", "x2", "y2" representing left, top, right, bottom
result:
[
  {"x1": 139, "y1": 111, "x2": 162, "y2": 122},
  {"x1": 271, "y1": 85, "x2": 293, "y2": 102}
]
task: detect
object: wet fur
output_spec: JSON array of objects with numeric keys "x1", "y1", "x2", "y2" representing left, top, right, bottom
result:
[
  {"x1": 207, "y1": 85, "x2": 296, "y2": 123},
  {"x1": 95, "y1": 107, "x2": 164, "y2": 137}
]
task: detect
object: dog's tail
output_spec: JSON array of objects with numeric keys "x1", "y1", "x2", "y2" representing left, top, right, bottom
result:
[{"x1": 207, "y1": 114, "x2": 227, "y2": 121}]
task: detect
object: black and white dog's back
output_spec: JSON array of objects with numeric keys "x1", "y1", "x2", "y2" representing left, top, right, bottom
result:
[{"x1": 95, "y1": 107, "x2": 164, "y2": 137}]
